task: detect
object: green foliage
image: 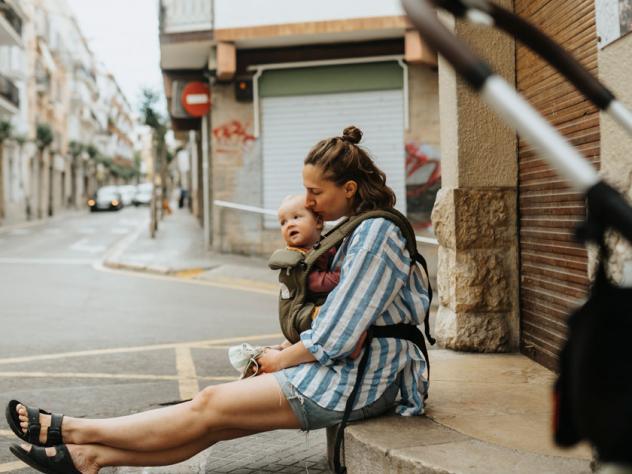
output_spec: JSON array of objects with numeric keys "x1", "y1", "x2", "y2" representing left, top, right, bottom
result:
[
  {"x1": 85, "y1": 144, "x2": 98, "y2": 159},
  {"x1": 0, "y1": 120, "x2": 13, "y2": 143},
  {"x1": 36, "y1": 123, "x2": 54, "y2": 150},
  {"x1": 139, "y1": 88, "x2": 167, "y2": 133},
  {"x1": 69, "y1": 141, "x2": 84, "y2": 157}
]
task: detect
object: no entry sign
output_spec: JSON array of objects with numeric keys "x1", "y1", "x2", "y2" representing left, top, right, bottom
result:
[{"x1": 181, "y1": 81, "x2": 211, "y2": 117}]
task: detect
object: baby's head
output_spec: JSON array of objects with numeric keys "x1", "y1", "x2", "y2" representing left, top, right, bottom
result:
[{"x1": 278, "y1": 194, "x2": 323, "y2": 248}]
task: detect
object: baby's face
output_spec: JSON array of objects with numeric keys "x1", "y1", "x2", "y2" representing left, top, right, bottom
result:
[{"x1": 278, "y1": 197, "x2": 322, "y2": 248}]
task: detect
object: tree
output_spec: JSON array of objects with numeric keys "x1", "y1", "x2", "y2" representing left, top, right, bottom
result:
[
  {"x1": 68, "y1": 141, "x2": 84, "y2": 208},
  {"x1": 0, "y1": 120, "x2": 13, "y2": 221},
  {"x1": 36, "y1": 123, "x2": 53, "y2": 219},
  {"x1": 139, "y1": 88, "x2": 169, "y2": 237}
]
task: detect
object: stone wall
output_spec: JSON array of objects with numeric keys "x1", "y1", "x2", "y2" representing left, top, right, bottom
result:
[{"x1": 432, "y1": 1, "x2": 520, "y2": 352}]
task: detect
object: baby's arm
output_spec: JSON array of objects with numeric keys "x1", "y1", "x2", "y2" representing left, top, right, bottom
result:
[{"x1": 307, "y1": 268, "x2": 340, "y2": 294}]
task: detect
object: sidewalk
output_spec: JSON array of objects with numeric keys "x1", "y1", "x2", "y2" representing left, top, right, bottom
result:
[{"x1": 104, "y1": 209, "x2": 593, "y2": 473}]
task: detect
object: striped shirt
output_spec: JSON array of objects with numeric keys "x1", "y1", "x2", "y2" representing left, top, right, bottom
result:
[{"x1": 283, "y1": 217, "x2": 430, "y2": 415}]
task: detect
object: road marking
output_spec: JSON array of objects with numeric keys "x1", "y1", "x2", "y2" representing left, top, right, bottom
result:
[
  {"x1": 44, "y1": 228, "x2": 61, "y2": 235},
  {"x1": 0, "y1": 372, "x2": 236, "y2": 382},
  {"x1": 7, "y1": 229, "x2": 29, "y2": 236},
  {"x1": 0, "y1": 257, "x2": 96, "y2": 265},
  {"x1": 95, "y1": 262, "x2": 277, "y2": 295},
  {"x1": 0, "y1": 333, "x2": 281, "y2": 366},
  {"x1": 0, "y1": 461, "x2": 25, "y2": 473},
  {"x1": 110, "y1": 227, "x2": 131, "y2": 235},
  {"x1": 69, "y1": 238, "x2": 106, "y2": 254},
  {"x1": 176, "y1": 347, "x2": 200, "y2": 399},
  {"x1": 0, "y1": 430, "x2": 13, "y2": 438}
]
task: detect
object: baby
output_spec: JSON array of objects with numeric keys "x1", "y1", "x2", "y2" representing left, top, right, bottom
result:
[
  {"x1": 277, "y1": 194, "x2": 340, "y2": 295},
  {"x1": 228, "y1": 195, "x2": 342, "y2": 378}
]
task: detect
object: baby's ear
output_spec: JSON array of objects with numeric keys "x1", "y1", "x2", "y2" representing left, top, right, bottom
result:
[{"x1": 316, "y1": 215, "x2": 324, "y2": 230}]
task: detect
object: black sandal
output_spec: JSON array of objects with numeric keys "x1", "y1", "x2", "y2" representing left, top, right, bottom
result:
[
  {"x1": 5, "y1": 400, "x2": 64, "y2": 447},
  {"x1": 9, "y1": 443, "x2": 81, "y2": 474}
]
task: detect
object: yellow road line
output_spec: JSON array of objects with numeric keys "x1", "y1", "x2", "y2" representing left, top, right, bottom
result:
[
  {"x1": 0, "y1": 430, "x2": 13, "y2": 438},
  {"x1": 0, "y1": 333, "x2": 282, "y2": 366},
  {"x1": 175, "y1": 347, "x2": 200, "y2": 399},
  {"x1": 94, "y1": 261, "x2": 277, "y2": 295},
  {"x1": 0, "y1": 461, "x2": 25, "y2": 473},
  {"x1": 0, "y1": 372, "x2": 237, "y2": 382}
]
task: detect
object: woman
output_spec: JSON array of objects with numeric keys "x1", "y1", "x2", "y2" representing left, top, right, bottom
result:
[{"x1": 6, "y1": 126, "x2": 429, "y2": 473}]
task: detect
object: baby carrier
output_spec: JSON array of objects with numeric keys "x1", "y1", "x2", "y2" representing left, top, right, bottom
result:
[{"x1": 269, "y1": 207, "x2": 436, "y2": 474}]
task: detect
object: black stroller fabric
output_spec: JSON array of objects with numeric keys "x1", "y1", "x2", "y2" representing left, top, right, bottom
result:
[{"x1": 554, "y1": 249, "x2": 632, "y2": 464}]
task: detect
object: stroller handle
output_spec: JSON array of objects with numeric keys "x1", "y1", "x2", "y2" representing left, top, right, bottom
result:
[{"x1": 402, "y1": 0, "x2": 632, "y2": 244}]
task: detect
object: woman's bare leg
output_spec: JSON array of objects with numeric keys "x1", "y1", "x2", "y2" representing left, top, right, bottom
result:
[
  {"x1": 19, "y1": 428, "x2": 261, "y2": 473},
  {"x1": 17, "y1": 374, "x2": 300, "y2": 452}
]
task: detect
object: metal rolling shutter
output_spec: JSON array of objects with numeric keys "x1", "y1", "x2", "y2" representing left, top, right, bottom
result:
[
  {"x1": 515, "y1": 0, "x2": 601, "y2": 370},
  {"x1": 261, "y1": 89, "x2": 406, "y2": 227}
]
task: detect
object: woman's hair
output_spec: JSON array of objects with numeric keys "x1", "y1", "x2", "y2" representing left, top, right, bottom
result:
[{"x1": 304, "y1": 125, "x2": 396, "y2": 214}]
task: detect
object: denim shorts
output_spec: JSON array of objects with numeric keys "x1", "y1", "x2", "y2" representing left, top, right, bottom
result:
[{"x1": 273, "y1": 370, "x2": 400, "y2": 431}]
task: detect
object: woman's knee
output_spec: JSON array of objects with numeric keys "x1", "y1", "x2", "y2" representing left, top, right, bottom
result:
[{"x1": 189, "y1": 386, "x2": 223, "y2": 431}]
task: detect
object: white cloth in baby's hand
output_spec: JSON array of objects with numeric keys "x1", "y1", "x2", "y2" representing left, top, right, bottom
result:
[{"x1": 228, "y1": 343, "x2": 266, "y2": 379}]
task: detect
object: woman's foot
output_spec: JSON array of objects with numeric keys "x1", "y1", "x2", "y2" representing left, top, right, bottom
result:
[
  {"x1": 14, "y1": 443, "x2": 99, "y2": 474},
  {"x1": 16, "y1": 403, "x2": 52, "y2": 445}
]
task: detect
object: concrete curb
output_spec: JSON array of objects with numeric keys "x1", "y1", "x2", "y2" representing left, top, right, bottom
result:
[{"x1": 338, "y1": 416, "x2": 592, "y2": 474}]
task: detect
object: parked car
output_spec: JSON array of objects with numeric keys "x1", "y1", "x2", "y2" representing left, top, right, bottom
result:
[
  {"x1": 133, "y1": 183, "x2": 153, "y2": 206},
  {"x1": 88, "y1": 186, "x2": 124, "y2": 212},
  {"x1": 117, "y1": 185, "x2": 137, "y2": 206}
]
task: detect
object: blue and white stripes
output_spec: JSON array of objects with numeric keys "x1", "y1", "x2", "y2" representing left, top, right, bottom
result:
[{"x1": 284, "y1": 217, "x2": 430, "y2": 415}]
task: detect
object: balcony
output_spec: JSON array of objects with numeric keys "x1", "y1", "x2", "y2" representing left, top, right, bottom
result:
[
  {"x1": 0, "y1": 0, "x2": 23, "y2": 47},
  {"x1": 160, "y1": 0, "x2": 212, "y2": 34},
  {"x1": 0, "y1": 72, "x2": 19, "y2": 115}
]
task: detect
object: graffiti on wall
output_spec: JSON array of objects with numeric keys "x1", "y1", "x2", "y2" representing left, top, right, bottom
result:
[
  {"x1": 212, "y1": 120, "x2": 256, "y2": 154},
  {"x1": 405, "y1": 141, "x2": 441, "y2": 230}
]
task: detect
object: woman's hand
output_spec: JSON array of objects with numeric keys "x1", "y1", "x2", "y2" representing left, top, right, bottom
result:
[{"x1": 257, "y1": 348, "x2": 283, "y2": 374}]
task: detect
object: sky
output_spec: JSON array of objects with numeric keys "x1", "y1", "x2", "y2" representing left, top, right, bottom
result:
[{"x1": 65, "y1": 0, "x2": 163, "y2": 114}]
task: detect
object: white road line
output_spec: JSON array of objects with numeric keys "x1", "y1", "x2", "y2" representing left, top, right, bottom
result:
[
  {"x1": 0, "y1": 372, "x2": 236, "y2": 382},
  {"x1": 43, "y1": 228, "x2": 61, "y2": 235},
  {"x1": 0, "y1": 257, "x2": 96, "y2": 265},
  {"x1": 0, "y1": 333, "x2": 282, "y2": 365},
  {"x1": 69, "y1": 238, "x2": 106, "y2": 254},
  {"x1": 0, "y1": 461, "x2": 25, "y2": 473},
  {"x1": 7, "y1": 229, "x2": 29, "y2": 236},
  {"x1": 175, "y1": 347, "x2": 201, "y2": 399}
]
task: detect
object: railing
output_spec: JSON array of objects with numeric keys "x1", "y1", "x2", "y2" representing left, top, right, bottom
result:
[
  {"x1": 160, "y1": 0, "x2": 213, "y2": 34},
  {"x1": 213, "y1": 200, "x2": 439, "y2": 246},
  {"x1": 0, "y1": 71, "x2": 18, "y2": 108},
  {"x1": 0, "y1": 0, "x2": 22, "y2": 38}
]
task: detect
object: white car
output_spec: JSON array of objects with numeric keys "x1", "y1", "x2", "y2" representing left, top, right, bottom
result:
[
  {"x1": 117, "y1": 185, "x2": 137, "y2": 206},
  {"x1": 133, "y1": 183, "x2": 153, "y2": 206},
  {"x1": 89, "y1": 186, "x2": 123, "y2": 212}
]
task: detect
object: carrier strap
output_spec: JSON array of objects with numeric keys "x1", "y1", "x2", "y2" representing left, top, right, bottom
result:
[{"x1": 332, "y1": 323, "x2": 430, "y2": 474}]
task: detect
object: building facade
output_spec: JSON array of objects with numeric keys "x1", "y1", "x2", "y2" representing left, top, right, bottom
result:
[
  {"x1": 432, "y1": 0, "x2": 632, "y2": 369},
  {"x1": 159, "y1": 0, "x2": 441, "y2": 256},
  {"x1": 0, "y1": 0, "x2": 139, "y2": 227}
]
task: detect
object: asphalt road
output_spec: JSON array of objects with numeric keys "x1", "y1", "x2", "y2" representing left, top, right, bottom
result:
[{"x1": 0, "y1": 208, "x2": 327, "y2": 473}]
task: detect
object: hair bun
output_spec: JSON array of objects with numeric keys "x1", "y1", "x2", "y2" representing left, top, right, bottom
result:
[{"x1": 341, "y1": 126, "x2": 362, "y2": 144}]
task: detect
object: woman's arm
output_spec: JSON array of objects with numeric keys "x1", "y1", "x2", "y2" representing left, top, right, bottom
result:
[{"x1": 257, "y1": 341, "x2": 316, "y2": 373}]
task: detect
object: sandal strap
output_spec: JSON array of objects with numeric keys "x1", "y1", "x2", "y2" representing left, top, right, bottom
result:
[
  {"x1": 25, "y1": 406, "x2": 41, "y2": 444},
  {"x1": 48, "y1": 414, "x2": 64, "y2": 445},
  {"x1": 28, "y1": 445, "x2": 51, "y2": 466}
]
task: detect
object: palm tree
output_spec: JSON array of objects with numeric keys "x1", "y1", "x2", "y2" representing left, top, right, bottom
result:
[
  {"x1": 140, "y1": 88, "x2": 169, "y2": 237},
  {"x1": 35, "y1": 123, "x2": 53, "y2": 219},
  {"x1": 0, "y1": 120, "x2": 13, "y2": 222},
  {"x1": 68, "y1": 141, "x2": 84, "y2": 208}
]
